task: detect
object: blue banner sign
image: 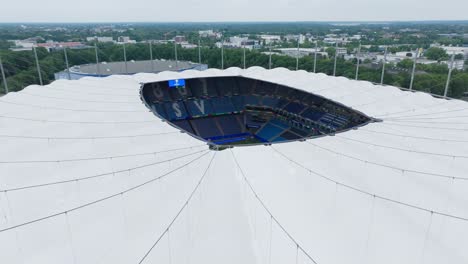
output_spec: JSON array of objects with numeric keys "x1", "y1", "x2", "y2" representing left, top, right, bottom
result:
[{"x1": 168, "y1": 79, "x2": 186, "y2": 88}]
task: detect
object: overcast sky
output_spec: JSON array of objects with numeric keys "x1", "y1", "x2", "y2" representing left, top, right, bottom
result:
[{"x1": 1, "y1": 0, "x2": 467, "y2": 22}]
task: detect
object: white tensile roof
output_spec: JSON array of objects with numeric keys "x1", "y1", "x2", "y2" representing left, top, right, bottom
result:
[{"x1": 1, "y1": 67, "x2": 467, "y2": 264}]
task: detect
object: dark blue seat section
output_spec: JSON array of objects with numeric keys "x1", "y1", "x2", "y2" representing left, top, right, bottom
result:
[
  {"x1": 290, "y1": 127, "x2": 310, "y2": 137},
  {"x1": 244, "y1": 95, "x2": 259, "y2": 106},
  {"x1": 212, "y1": 136, "x2": 249, "y2": 145},
  {"x1": 288, "y1": 89, "x2": 305, "y2": 101},
  {"x1": 151, "y1": 103, "x2": 168, "y2": 119},
  {"x1": 185, "y1": 99, "x2": 214, "y2": 117},
  {"x1": 215, "y1": 77, "x2": 239, "y2": 96},
  {"x1": 147, "y1": 83, "x2": 172, "y2": 102},
  {"x1": 190, "y1": 118, "x2": 222, "y2": 139},
  {"x1": 256, "y1": 123, "x2": 286, "y2": 142},
  {"x1": 284, "y1": 102, "x2": 306, "y2": 114},
  {"x1": 231, "y1": 96, "x2": 245, "y2": 112},
  {"x1": 254, "y1": 81, "x2": 276, "y2": 96},
  {"x1": 269, "y1": 118, "x2": 289, "y2": 129},
  {"x1": 171, "y1": 120, "x2": 195, "y2": 134},
  {"x1": 320, "y1": 113, "x2": 349, "y2": 128},
  {"x1": 216, "y1": 115, "x2": 243, "y2": 135},
  {"x1": 238, "y1": 77, "x2": 255, "y2": 95},
  {"x1": 260, "y1": 96, "x2": 280, "y2": 108},
  {"x1": 302, "y1": 108, "x2": 325, "y2": 121},
  {"x1": 168, "y1": 86, "x2": 192, "y2": 101},
  {"x1": 276, "y1": 98, "x2": 291, "y2": 109},
  {"x1": 245, "y1": 113, "x2": 265, "y2": 129},
  {"x1": 211, "y1": 97, "x2": 236, "y2": 114},
  {"x1": 280, "y1": 131, "x2": 302, "y2": 140},
  {"x1": 276, "y1": 85, "x2": 290, "y2": 98},
  {"x1": 187, "y1": 78, "x2": 218, "y2": 98},
  {"x1": 272, "y1": 137, "x2": 287, "y2": 142},
  {"x1": 163, "y1": 101, "x2": 189, "y2": 120}
]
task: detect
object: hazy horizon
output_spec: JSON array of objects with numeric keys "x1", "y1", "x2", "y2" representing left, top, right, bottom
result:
[{"x1": 1, "y1": 0, "x2": 467, "y2": 23}]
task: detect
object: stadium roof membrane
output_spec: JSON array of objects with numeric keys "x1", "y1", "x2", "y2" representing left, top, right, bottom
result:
[{"x1": 0, "y1": 67, "x2": 468, "y2": 264}]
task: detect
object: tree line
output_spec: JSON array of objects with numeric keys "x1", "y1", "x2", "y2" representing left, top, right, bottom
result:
[{"x1": 1, "y1": 42, "x2": 467, "y2": 98}]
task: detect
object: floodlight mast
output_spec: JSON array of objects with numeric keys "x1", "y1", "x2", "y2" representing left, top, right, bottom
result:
[
  {"x1": 380, "y1": 46, "x2": 388, "y2": 85},
  {"x1": 33, "y1": 46, "x2": 43, "y2": 85},
  {"x1": 63, "y1": 47, "x2": 71, "y2": 80},
  {"x1": 296, "y1": 37, "x2": 300, "y2": 71},
  {"x1": 94, "y1": 42, "x2": 100, "y2": 76},
  {"x1": 333, "y1": 42, "x2": 338, "y2": 76},
  {"x1": 355, "y1": 43, "x2": 361, "y2": 80},
  {"x1": 313, "y1": 41, "x2": 318, "y2": 73},
  {"x1": 409, "y1": 48, "x2": 419, "y2": 91},
  {"x1": 444, "y1": 52, "x2": 455, "y2": 98},
  {"x1": 0, "y1": 56, "x2": 9, "y2": 94},
  {"x1": 149, "y1": 42, "x2": 155, "y2": 73}
]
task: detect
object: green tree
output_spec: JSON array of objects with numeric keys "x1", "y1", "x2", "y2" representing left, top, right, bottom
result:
[{"x1": 424, "y1": 47, "x2": 448, "y2": 61}]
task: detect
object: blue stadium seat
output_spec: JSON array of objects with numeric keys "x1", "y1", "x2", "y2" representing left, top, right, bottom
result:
[
  {"x1": 302, "y1": 108, "x2": 325, "y2": 121},
  {"x1": 216, "y1": 115, "x2": 243, "y2": 135},
  {"x1": 269, "y1": 118, "x2": 289, "y2": 129},
  {"x1": 163, "y1": 101, "x2": 189, "y2": 120},
  {"x1": 238, "y1": 78, "x2": 255, "y2": 95},
  {"x1": 276, "y1": 98, "x2": 290, "y2": 109},
  {"x1": 151, "y1": 103, "x2": 168, "y2": 119},
  {"x1": 284, "y1": 102, "x2": 306, "y2": 113},
  {"x1": 168, "y1": 86, "x2": 192, "y2": 100},
  {"x1": 256, "y1": 123, "x2": 286, "y2": 141},
  {"x1": 190, "y1": 118, "x2": 222, "y2": 139},
  {"x1": 211, "y1": 97, "x2": 236, "y2": 114},
  {"x1": 260, "y1": 96, "x2": 279, "y2": 108},
  {"x1": 215, "y1": 77, "x2": 237, "y2": 96},
  {"x1": 231, "y1": 96, "x2": 245, "y2": 112},
  {"x1": 254, "y1": 80, "x2": 275, "y2": 96},
  {"x1": 185, "y1": 99, "x2": 214, "y2": 117},
  {"x1": 244, "y1": 95, "x2": 259, "y2": 106},
  {"x1": 280, "y1": 131, "x2": 302, "y2": 140},
  {"x1": 172, "y1": 120, "x2": 195, "y2": 134},
  {"x1": 148, "y1": 83, "x2": 171, "y2": 102},
  {"x1": 189, "y1": 78, "x2": 218, "y2": 98}
]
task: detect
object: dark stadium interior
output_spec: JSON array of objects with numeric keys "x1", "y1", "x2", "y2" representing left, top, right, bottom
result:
[{"x1": 140, "y1": 76, "x2": 374, "y2": 146}]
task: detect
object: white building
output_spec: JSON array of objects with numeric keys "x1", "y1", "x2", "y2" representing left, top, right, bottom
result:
[
  {"x1": 259, "y1": 35, "x2": 281, "y2": 45},
  {"x1": 441, "y1": 59, "x2": 465, "y2": 70},
  {"x1": 431, "y1": 45, "x2": 468, "y2": 57},
  {"x1": 277, "y1": 48, "x2": 322, "y2": 58},
  {"x1": 86, "y1": 36, "x2": 114, "y2": 43}
]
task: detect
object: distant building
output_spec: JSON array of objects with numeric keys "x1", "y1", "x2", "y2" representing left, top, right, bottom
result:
[
  {"x1": 277, "y1": 48, "x2": 323, "y2": 58},
  {"x1": 441, "y1": 60, "x2": 465, "y2": 70},
  {"x1": 284, "y1": 34, "x2": 306, "y2": 44},
  {"x1": 259, "y1": 35, "x2": 281, "y2": 45},
  {"x1": 199, "y1": 30, "x2": 221, "y2": 38},
  {"x1": 36, "y1": 41, "x2": 88, "y2": 51},
  {"x1": 86, "y1": 36, "x2": 114, "y2": 43},
  {"x1": 117, "y1": 36, "x2": 135, "y2": 43},
  {"x1": 174, "y1": 36, "x2": 186, "y2": 43}
]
